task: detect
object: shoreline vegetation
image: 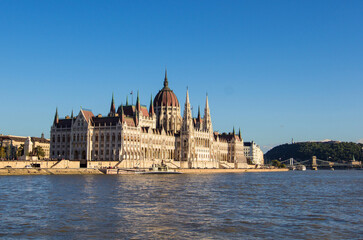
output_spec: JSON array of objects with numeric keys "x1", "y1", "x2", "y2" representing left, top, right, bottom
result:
[
  {"x1": 265, "y1": 141, "x2": 363, "y2": 163},
  {"x1": 0, "y1": 168, "x2": 289, "y2": 176}
]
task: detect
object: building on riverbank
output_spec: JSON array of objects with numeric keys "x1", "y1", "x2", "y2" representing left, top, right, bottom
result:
[
  {"x1": 0, "y1": 134, "x2": 50, "y2": 160},
  {"x1": 50, "y1": 71, "x2": 249, "y2": 169},
  {"x1": 244, "y1": 141, "x2": 264, "y2": 165}
]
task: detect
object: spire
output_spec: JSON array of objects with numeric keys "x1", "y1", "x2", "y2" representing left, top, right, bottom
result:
[
  {"x1": 182, "y1": 88, "x2": 193, "y2": 132},
  {"x1": 203, "y1": 93, "x2": 212, "y2": 132},
  {"x1": 205, "y1": 93, "x2": 209, "y2": 111},
  {"x1": 232, "y1": 126, "x2": 235, "y2": 135},
  {"x1": 136, "y1": 90, "x2": 141, "y2": 112},
  {"x1": 126, "y1": 96, "x2": 129, "y2": 106},
  {"x1": 149, "y1": 94, "x2": 154, "y2": 115},
  {"x1": 238, "y1": 128, "x2": 241, "y2": 139},
  {"x1": 197, "y1": 105, "x2": 201, "y2": 121},
  {"x1": 120, "y1": 104, "x2": 124, "y2": 123},
  {"x1": 71, "y1": 109, "x2": 74, "y2": 119},
  {"x1": 163, "y1": 68, "x2": 169, "y2": 88},
  {"x1": 186, "y1": 87, "x2": 190, "y2": 104},
  {"x1": 54, "y1": 107, "x2": 59, "y2": 125},
  {"x1": 109, "y1": 93, "x2": 116, "y2": 116}
]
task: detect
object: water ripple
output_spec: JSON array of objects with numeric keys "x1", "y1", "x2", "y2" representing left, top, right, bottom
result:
[{"x1": 0, "y1": 171, "x2": 362, "y2": 239}]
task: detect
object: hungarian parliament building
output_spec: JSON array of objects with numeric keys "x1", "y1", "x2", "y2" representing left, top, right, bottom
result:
[{"x1": 50, "y1": 71, "x2": 262, "y2": 169}]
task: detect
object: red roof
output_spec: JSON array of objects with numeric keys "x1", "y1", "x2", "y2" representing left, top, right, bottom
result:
[
  {"x1": 140, "y1": 106, "x2": 149, "y2": 117},
  {"x1": 118, "y1": 105, "x2": 149, "y2": 118},
  {"x1": 154, "y1": 88, "x2": 179, "y2": 107},
  {"x1": 82, "y1": 110, "x2": 94, "y2": 123},
  {"x1": 218, "y1": 133, "x2": 241, "y2": 142},
  {"x1": 124, "y1": 117, "x2": 136, "y2": 127}
]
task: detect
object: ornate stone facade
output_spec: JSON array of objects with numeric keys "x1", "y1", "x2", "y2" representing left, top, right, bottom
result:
[{"x1": 50, "y1": 71, "x2": 248, "y2": 168}]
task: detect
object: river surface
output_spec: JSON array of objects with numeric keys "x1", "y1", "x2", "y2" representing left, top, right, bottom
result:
[{"x1": 0, "y1": 170, "x2": 362, "y2": 239}]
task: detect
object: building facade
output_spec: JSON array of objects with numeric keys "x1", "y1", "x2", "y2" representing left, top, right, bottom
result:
[
  {"x1": 244, "y1": 141, "x2": 264, "y2": 165},
  {"x1": 50, "y1": 71, "x2": 248, "y2": 168},
  {"x1": 0, "y1": 134, "x2": 50, "y2": 160}
]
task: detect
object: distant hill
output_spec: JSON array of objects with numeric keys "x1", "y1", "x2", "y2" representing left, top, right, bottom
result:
[{"x1": 264, "y1": 142, "x2": 363, "y2": 164}]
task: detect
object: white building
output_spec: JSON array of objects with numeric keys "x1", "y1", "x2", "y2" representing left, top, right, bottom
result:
[
  {"x1": 244, "y1": 141, "x2": 264, "y2": 165},
  {"x1": 50, "y1": 71, "x2": 248, "y2": 169}
]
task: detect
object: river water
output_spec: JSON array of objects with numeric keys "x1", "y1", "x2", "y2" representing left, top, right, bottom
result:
[{"x1": 0, "y1": 170, "x2": 362, "y2": 239}]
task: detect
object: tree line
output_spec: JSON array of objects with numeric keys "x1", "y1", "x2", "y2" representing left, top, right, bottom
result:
[
  {"x1": 0, "y1": 144, "x2": 45, "y2": 160},
  {"x1": 264, "y1": 142, "x2": 363, "y2": 164}
]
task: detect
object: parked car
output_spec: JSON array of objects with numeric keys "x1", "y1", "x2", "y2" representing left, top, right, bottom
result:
[
  {"x1": 4, "y1": 166, "x2": 12, "y2": 169},
  {"x1": 25, "y1": 165, "x2": 32, "y2": 169}
]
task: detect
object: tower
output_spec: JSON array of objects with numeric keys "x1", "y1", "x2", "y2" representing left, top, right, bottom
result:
[
  {"x1": 53, "y1": 108, "x2": 59, "y2": 125},
  {"x1": 181, "y1": 88, "x2": 194, "y2": 163},
  {"x1": 136, "y1": 90, "x2": 141, "y2": 112},
  {"x1": 203, "y1": 94, "x2": 213, "y2": 132},
  {"x1": 181, "y1": 89, "x2": 193, "y2": 132},
  {"x1": 153, "y1": 69, "x2": 181, "y2": 133},
  {"x1": 149, "y1": 94, "x2": 155, "y2": 116},
  {"x1": 109, "y1": 93, "x2": 116, "y2": 117}
]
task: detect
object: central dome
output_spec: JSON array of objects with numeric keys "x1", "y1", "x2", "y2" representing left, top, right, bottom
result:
[{"x1": 154, "y1": 70, "x2": 179, "y2": 107}]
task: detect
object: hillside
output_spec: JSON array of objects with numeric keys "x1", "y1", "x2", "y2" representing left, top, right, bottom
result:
[{"x1": 264, "y1": 142, "x2": 363, "y2": 163}]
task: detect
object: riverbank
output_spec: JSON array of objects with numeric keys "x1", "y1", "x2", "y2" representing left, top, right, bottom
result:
[
  {"x1": 0, "y1": 168, "x2": 104, "y2": 176},
  {"x1": 0, "y1": 168, "x2": 288, "y2": 175},
  {"x1": 178, "y1": 168, "x2": 289, "y2": 174}
]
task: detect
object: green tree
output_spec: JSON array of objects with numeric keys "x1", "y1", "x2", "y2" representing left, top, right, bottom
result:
[
  {"x1": 271, "y1": 160, "x2": 281, "y2": 167},
  {"x1": 0, "y1": 147, "x2": 5, "y2": 159},
  {"x1": 34, "y1": 146, "x2": 45, "y2": 159},
  {"x1": 265, "y1": 142, "x2": 363, "y2": 163},
  {"x1": 6, "y1": 145, "x2": 11, "y2": 160},
  {"x1": 17, "y1": 144, "x2": 24, "y2": 157}
]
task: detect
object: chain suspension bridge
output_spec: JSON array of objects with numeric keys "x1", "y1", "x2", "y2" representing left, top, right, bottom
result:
[{"x1": 278, "y1": 156, "x2": 362, "y2": 170}]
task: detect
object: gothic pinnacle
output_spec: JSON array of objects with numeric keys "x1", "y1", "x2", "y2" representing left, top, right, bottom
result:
[
  {"x1": 164, "y1": 67, "x2": 168, "y2": 88},
  {"x1": 54, "y1": 107, "x2": 59, "y2": 124}
]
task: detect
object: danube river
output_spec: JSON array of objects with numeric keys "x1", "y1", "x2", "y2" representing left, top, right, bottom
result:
[{"x1": 0, "y1": 170, "x2": 362, "y2": 239}]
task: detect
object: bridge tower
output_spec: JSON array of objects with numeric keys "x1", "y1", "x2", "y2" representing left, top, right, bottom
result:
[{"x1": 312, "y1": 156, "x2": 318, "y2": 170}]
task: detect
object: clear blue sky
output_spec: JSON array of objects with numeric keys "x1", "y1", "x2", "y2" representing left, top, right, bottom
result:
[{"x1": 0, "y1": 0, "x2": 362, "y2": 152}]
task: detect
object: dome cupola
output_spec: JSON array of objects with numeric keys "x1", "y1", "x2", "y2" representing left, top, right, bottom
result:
[{"x1": 154, "y1": 70, "x2": 179, "y2": 107}]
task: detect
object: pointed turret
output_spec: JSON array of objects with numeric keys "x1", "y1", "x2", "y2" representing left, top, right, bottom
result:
[
  {"x1": 203, "y1": 94, "x2": 212, "y2": 132},
  {"x1": 232, "y1": 126, "x2": 235, "y2": 136},
  {"x1": 164, "y1": 68, "x2": 169, "y2": 89},
  {"x1": 119, "y1": 104, "x2": 124, "y2": 123},
  {"x1": 71, "y1": 110, "x2": 74, "y2": 119},
  {"x1": 126, "y1": 96, "x2": 129, "y2": 106},
  {"x1": 182, "y1": 88, "x2": 193, "y2": 132},
  {"x1": 109, "y1": 93, "x2": 116, "y2": 116},
  {"x1": 136, "y1": 90, "x2": 141, "y2": 112},
  {"x1": 149, "y1": 94, "x2": 154, "y2": 116},
  {"x1": 197, "y1": 105, "x2": 201, "y2": 121},
  {"x1": 186, "y1": 87, "x2": 190, "y2": 104},
  {"x1": 54, "y1": 107, "x2": 59, "y2": 125},
  {"x1": 238, "y1": 128, "x2": 241, "y2": 139}
]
